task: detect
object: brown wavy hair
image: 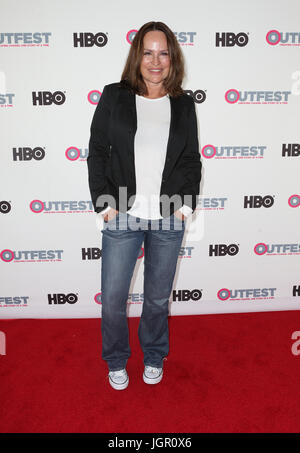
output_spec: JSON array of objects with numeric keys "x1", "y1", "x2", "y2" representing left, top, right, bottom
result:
[{"x1": 120, "y1": 21, "x2": 185, "y2": 97}]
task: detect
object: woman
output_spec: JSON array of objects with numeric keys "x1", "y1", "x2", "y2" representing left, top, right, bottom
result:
[{"x1": 87, "y1": 21, "x2": 201, "y2": 390}]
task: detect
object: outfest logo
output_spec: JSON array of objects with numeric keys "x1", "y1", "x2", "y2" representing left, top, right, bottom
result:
[
  {"x1": 29, "y1": 200, "x2": 93, "y2": 213},
  {"x1": 94, "y1": 292, "x2": 144, "y2": 305},
  {"x1": 0, "y1": 296, "x2": 29, "y2": 307},
  {"x1": 0, "y1": 249, "x2": 63, "y2": 263},
  {"x1": 65, "y1": 146, "x2": 88, "y2": 161},
  {"x1": 198, "y1": 197, "x2": 228, "y2": 210},
  {"x1": 126, "y1": 29, "x2": 138, "y2": 44},
  {"x1": 217, "y1": 287, "x2": 276, "y2": 301},
  {"x1": 0, "y1": 32, "x2": 51, "y2": 47},
  {"x1": 202, "y1": 144, "x2": 266, "y2": 159},
  {"x1": 266, "y1": 30, "x2": 300, "y2": 46},
  {"x1": 126, "y1": 29, "x2": 196, "y2": 46},
  {"x1": 0, "y1": 93, "x2": 15, "y2": 107},
  {"x1": 173, "y1": 32, "x2": 197, "y2": 46},
  {"x1": 254, "y1": 243, "x2": 300, "y2": 256},
  {"x1": 288, "y1": 194, "x2": 300, "y2": 208},
  {"x1": 87, "y1": 89, "x2": 102, "y2": 105},
  {"x1": 178, "y1": 247, "x2": 194, "y2": 258},
  {"x1": 225, "y1": 89, "x2": 291, "y2": 104}
]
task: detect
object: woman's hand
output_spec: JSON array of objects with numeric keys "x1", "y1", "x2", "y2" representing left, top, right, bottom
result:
[
  {"x1": 173, "y1": 210, "x2": 186, "y2": 221},
  {"x1": 103, "y1": 208, "x2": 119, "y2": 222}
]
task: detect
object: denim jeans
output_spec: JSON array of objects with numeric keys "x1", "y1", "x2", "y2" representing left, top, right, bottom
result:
[{"x1": 100, "y1": 212, "x2": 186, "y2": 371}]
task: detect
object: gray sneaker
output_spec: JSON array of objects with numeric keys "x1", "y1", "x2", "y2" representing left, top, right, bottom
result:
[
  {"x1": 108, "y1": 369, "x2": 129, "y2": 390},
  {"x1": 143, "y1": 366, "x2": 163, "y2": 385}
]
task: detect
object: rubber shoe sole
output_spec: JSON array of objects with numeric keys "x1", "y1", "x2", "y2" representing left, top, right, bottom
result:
[
  {"x1": 143, "y1": 369, "x2": 163, "y2": 385},
  {"x1": 108, "y1": 374, "x2": 129, "y2": 390}
]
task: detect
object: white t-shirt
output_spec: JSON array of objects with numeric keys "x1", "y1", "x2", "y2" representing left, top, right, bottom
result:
[{"x1": 99, "y1": 93, "x2": 192, "y2": 220}]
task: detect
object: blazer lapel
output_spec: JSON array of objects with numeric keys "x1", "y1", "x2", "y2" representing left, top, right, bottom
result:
[
  {"x1": 163, "y1": 95, "x2": 185, "y2": 179},
  {"x1": 126, "y1": 89, "x2": 137, "y2": 134}
]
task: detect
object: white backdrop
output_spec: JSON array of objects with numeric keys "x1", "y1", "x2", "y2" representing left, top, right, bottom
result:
[{"x1": 1, "y1": 0, "x2": 299, "y2": 318}]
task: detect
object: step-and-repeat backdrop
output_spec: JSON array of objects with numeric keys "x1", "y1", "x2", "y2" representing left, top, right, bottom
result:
[{"x1": 1, "y1": 0, "x2": 299, "y2": 318}]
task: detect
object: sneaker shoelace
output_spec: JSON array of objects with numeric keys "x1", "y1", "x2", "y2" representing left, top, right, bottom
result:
[
  {"x1": 146, "y1": 366, "x2": 161, "y2": 374},
  {"x1": 110, "y1": 370, "x2": 126, "y2": 378}
]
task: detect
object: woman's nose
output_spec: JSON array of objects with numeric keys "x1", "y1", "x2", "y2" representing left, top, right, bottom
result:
[{"x1": 151, "y1": 54, "x2": 160, "y2": 65}]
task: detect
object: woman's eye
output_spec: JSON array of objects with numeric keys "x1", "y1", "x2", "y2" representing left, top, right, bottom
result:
[{"x1": 143, "y1": 51, "x2": 169, "y2": 56}]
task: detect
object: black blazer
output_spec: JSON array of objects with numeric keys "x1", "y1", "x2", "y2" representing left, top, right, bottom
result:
[{"x1": 87, "y1": 81, "x2": 202, "y2": 218}]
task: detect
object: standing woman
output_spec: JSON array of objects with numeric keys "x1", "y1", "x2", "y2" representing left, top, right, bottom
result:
[{"x1": 87, "y1": 21, "x2": 201, "y2": 390}]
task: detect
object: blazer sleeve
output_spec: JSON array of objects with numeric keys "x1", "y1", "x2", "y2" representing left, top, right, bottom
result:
[
  {"x1": 180, "y1": 98, "x2": 202, "y2": 213},
  {"x1": 87, "y1": 85, "x2": 111, "y2": 213}
]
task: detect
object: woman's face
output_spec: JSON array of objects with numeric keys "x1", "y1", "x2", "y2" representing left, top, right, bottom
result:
[{"x1": 140, "y1": 31, "x2": 170, "y2": 90}]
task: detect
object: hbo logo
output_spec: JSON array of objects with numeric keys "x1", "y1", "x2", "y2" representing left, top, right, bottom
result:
[
  {"x1": 184, "y1": 89, "x2": 206, "y2": 104},
  {"x1": 0, "y1": 201, "x2": 11, "y2": 214},
  {"x1": 173, "y1": 289, "x2": 202, "y2": 302},
  {"x1": 73, "y1": 32, "x2": 108, "y2": 47},
  {"x1": 13, "y1": 147, "x2": 45, "y2": 161},
  {"x1": 48, "y1": 293, "x2": 78, "y2": 305},
  {"x1": 282, "y1": 144, "x2": 300, "y2": 157},
  {"x1": 209, "y1": 244, "x2": 239, "y2": 257},
  {"x1": 244, "y1": 195, "x2": 274, "y2": 208},
  {"x1": 216, "y1": 32, "x2": 248, "y2": 47},
  {"x1": 32, "y1": 91, "x2": 66, "y2": 106}
]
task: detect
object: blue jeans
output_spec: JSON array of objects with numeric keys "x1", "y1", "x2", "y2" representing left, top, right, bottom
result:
[{"x1": 100, "y1": 212, "x2": 186, "y2": 371}]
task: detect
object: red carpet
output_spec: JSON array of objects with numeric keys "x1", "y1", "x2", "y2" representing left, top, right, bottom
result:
[{"x1": 1, "y1": 311, "x2": 300, "y2": 433}]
